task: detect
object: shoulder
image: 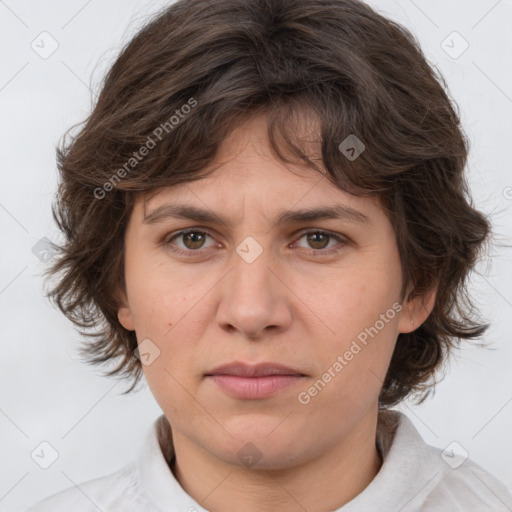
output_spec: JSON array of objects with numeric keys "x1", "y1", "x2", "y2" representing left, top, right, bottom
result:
[
  {"x1": 388, "y1": 411, "x2": 512, "y2": 511},
  {"x1": 25, "y1": 462, "x2": 156, "y2": 512},
  {"x1": 424, "y1": 444, "x2": 512, "y2": 511}
]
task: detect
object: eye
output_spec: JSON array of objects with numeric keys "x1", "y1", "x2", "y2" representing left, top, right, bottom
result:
[
  {"x1": 292, "y1": 230, "x2": 347, "y2": 255},
  {"x1": 164, "y1": 229, "x2": 217, "y2": 255}
]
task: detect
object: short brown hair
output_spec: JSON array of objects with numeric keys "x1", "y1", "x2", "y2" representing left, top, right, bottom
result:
[{"x1": 45, "y1": 0, "x2": 491, "y2": 407}]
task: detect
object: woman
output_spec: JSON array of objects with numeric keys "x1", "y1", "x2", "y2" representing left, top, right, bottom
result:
[{"x1": 28, "y1": 0, "x2": 512, "y2": 510}]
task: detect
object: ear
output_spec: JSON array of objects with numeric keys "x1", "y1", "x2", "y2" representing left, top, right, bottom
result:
[
  {"x1": 116, "y1": 288, "x2": 135, "y2": 332},
  {"x1": 397, "y1": 283, "x2": 438, "y2": 334}
]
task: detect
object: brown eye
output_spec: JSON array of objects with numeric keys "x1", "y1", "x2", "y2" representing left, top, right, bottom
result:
[
  {"x1": 306, "y1": 232, "x2": 330, "y2": 250},
  {"x1": 165, "y1": 229, "x2": 216, "y2": 255},
  {"x1": 182, "y1": 231, "x2": 207, "y2": 250},
  {"x1": 293, "y1": 230, "x2": 347, "y2": 255}
]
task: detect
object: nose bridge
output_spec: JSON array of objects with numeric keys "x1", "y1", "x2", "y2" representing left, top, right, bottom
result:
[
  {"x1": 231, "y1": 236, "x2": 275, "y2": 309},
  {"x1": 216, "y1": 236, "x2": 291, "y2": 337}
]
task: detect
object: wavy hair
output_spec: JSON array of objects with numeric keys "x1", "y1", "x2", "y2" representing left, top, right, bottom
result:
[{"x1": 45, "y1": 0, "x2": 491, "y2": 406}]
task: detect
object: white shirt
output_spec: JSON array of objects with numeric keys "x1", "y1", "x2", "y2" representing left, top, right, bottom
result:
[{"x1": 26, "y1": 410, "x2": 512, "y2": 511}]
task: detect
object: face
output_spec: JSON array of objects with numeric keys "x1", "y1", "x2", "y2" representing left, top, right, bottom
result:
[{"x1": 118, "y1": 114, "x2": 427, "y2": 471}]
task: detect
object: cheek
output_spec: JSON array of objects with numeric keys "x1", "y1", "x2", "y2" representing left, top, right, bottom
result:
[
  {"x1": 300, "y1": 319, "x2": 398, "y2": 419},
  {"x1": 125, "y1": 254, "x2": 193, "y2": 332},
  {"x1": 128, "y1": 266, "x2": 213, "y2": 369},
  {"x1": 138, "y1": 321, "x2": 202, "y2": 424},
  {"x1": 142, "y1": 363, "x2": 190, "y2": 426},
  {"x1": 306, "y1": 264, "x2": 401, "y2": 396},
  {"x1": 319, "y1": 266, "x2": 400, "y2": 337}
]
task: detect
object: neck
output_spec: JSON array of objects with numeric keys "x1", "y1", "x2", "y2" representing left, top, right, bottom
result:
[{"x1": 159, "y1": 406, "x2": 384, "y2": 512}]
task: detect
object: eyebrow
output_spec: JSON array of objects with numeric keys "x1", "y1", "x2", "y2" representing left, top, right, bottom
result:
[{"x1": 143, "y1": 203, "x2": 372, "y2": 227}]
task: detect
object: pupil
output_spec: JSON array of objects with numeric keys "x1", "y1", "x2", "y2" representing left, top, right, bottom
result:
[
  {"x1": 185, "y1": 232, "x2": 204, "y2": 249},
  {"x1": 309, "y1": 233, "x2": 328, "y2": 249}
]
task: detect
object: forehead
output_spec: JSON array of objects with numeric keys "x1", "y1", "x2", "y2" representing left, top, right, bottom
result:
[{"x1": 135, "y1": 112, "x2": 384, "y2": 224}]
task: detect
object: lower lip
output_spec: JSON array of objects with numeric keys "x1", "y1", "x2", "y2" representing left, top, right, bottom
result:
[{"x1": 207, "y1": 374, "x2": 305, "y2": 399}]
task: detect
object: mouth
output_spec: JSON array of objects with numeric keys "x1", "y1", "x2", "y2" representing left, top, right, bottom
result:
[
  {"x1": 205, "y1": 361, "x2": 307, "y2": 378},
  {"x1": 205, "y1": 362, "x2": 307, "y2": 400}
]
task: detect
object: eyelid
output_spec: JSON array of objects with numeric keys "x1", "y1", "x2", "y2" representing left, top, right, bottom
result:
[
  {"x1": 293, "y1": 227, "x2": 349, "y2": 241},
  {"x1": 291, "y1": 228, "x2": 349, "y2": 252},
  {"x1": 163, "y1": 227, "x2": 218, "y2": 249}
]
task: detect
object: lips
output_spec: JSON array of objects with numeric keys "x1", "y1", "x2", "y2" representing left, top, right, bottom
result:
[
  {"x1": 205, "y1": 361, "x2": 306, "y2": 378},
  {"x1": 205, "y1": 362, "x2": 307, "y2": 400}
]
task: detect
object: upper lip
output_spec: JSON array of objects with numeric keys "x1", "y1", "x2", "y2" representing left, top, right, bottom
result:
[{"x1": 206, "y1": 362, "x2": 306, "y2": 377}]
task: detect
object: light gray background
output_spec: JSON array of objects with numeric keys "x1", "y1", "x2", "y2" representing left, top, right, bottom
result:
[{"x1": 1, "y1": 0, "x2": 511, "y2": 510}]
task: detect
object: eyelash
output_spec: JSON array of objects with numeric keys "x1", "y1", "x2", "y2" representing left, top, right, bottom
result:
[{"x1": 163, "y1": 228, "x2": 348, "y2": 257}]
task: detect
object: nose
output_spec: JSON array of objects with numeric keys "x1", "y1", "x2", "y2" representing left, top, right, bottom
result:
[{"x1": 215, "y1": 243, "x2": 293, "y2": 340}]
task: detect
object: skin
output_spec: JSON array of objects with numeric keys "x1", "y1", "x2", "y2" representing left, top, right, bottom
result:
[{"x1": 117, "y1": 113, "x2": 436, "y2": 512}]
